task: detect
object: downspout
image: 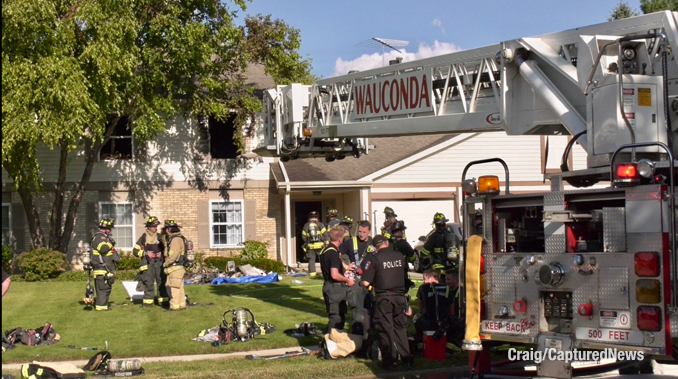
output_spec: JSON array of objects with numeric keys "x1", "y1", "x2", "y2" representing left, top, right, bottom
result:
[{"x1": 279, "y1": 160, "x2": 293, "y2": 269}]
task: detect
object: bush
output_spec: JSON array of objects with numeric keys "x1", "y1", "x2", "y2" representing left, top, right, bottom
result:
[
  {"x1": 2, "y1": 245, "x2": 12, "y2": 273},
  {"x1": 17, "y1": 248, "x2": 69, "y2": 281},
  {"x1": 240, "y1": 240, "x2": 269, "y2": 261},
  {"x1": 116, "y1": 251, "x2": 140, "y2": 271},
  {"x1": 204, "y1": 255, "x2": 285, "y2": 274},
  {"x1": 54, "y1": 269, "x2": 137, "y2": 282}
]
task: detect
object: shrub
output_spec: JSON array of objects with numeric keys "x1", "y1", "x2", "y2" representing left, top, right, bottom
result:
[
  {"x1": 2, "y1": 245, "x2": 12, "y2": 273},
  {"x1": 204, "y1": 256, "x2": 230, "y2": 272},
  {"x1": 17, "y1": 248, "x2": 69, "y2": 281},
  {"x1": 116, "y1": 251, "x2": 140, "y2": 271},
  {"x1": 204, "y1": 255, "x2": 284, "y2": 274},
  {"x1": 54, "y1": 270, "x2": 89, "y2": 282},
  {"x1": 240, "y1": 240, "x2": 269, "y2": 261}
]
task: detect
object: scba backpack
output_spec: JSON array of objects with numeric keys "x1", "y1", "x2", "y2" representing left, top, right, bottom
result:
[{"x1": 20, "y1": 362, "x2": 86, "y2": 379}]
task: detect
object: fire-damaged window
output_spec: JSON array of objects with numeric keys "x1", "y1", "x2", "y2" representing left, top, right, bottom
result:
[
  {"x1": 208, "y1": 114, "x2": 239, "y2": 159},
  {"x1": 100, "y1": 116, "x2": 133, "y2": 160}
]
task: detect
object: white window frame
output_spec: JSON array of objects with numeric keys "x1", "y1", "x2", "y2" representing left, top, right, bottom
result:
[
  {"x1": 98, "y1": 202, "x2": 135, "y2": 250},
  {"x1": 209, "y1": 200, "x2": 244, "y2": 248},
  {"x1": 98, "y1": 117, "x2": 134, "y2": 162},
  {"x1": 2, "y1": 203, "x2": 11, "y2": 246}
]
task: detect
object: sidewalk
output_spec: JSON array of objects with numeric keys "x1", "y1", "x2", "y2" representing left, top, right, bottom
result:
[{"x1": 2, "y1": 345, "x2": 321, "y2": 371}]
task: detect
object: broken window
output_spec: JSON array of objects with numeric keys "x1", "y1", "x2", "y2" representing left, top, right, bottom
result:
[
  {"x1": 100, "y1": 116, "x2": 133, "y2": 160},
  {"x1": 209, "y1": 113, "x2": 239, "y2": 159}
]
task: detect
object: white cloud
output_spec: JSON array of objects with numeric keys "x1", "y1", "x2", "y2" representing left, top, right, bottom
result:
[
  {"x1": 432, "y1": 18, "x2": 446, "y2": 35},
  {"x1": 331, "y1": 41, "x2": 461, "y2": 77}
]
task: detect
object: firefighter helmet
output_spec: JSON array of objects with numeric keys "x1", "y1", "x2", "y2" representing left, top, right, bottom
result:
[
  {"x1": 145, "y1": 216, "x2": 161, "y2": 227},
  {"x1": 341, "y1": 215, "x2": 354, "y2": 225},
  {"x1": 328, "y1": 209, "x2": 339, "y2": 217},
  {"x1": 433, "y1": 212, "x2": 449, "y2": 224},
  {"x1": 308, "y1": 211, "x2": 319, "y2": 219},
  {"x1": 164, "y1": 219, "x2": 181, "y2": 229},
  {"x1": 98, "y1": 218, "x2": 115, "y2": 229},
  {"x1": 383, "y1": 206, "x2": 397, "y2": 217},
  {"x1": 391, "y1": 220, "x2": 407, "y2": 232}
]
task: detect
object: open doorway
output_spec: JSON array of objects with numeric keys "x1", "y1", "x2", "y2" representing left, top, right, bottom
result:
[{"x1": 294, "y1": 201, "x2": 323, "y2": 263}]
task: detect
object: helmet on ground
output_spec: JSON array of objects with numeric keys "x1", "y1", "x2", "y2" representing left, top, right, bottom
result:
[
  {"x1": 433, "y1": 212, "x2": 449, "y2": 224},
  {"x1": 98, "y1": 218, "x2": 115, "y2": 229},
  {"x1": 164, "y1": 219, "x2": 181, "y2": 229},
  {"x1": 145, "y1": 216, "x2": 161, "y2": 227},
  {"x1": 383, "y1": 207, "x2": 397, "y2": 217},
  {"x1": 308, "y1": 211, "x2": 319, "y2": 219},
  {"x1": 341, "y1": 215, "x2": 354, "y2": 225},
  {"x1": 328, "y1": 209, "x2": 339, "y2": 217},
  {"x1": 391, "y1": 220, "x2": 407, "y2": 232}
]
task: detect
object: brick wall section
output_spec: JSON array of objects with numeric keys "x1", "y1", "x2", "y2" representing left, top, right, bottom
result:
[{"x1": 244, "y1": 186, "x2": 280, "y2": 260}]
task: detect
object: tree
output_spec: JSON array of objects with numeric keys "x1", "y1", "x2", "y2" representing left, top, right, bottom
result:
[
  {"x1": 640, "y1": 0, "x2": 678, "y2": 13},
  {"x1": 2, "y1": 0, "x2": 314, "y2": 253},
  {"x1": 609, "y1": 1, "x2": 640, "y2": 20}
]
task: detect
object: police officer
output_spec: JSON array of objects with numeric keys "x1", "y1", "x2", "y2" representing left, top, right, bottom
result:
[
  {"x1": 339, "y1": 220, "x2": 374, "y2": 335},
  {"x1": 327, "y1": 209, "x2": 341, "y2": 228},
  {"x1": 133, "y1": 216, "x2": 168, "y2": 308},
  {"x1": 90, "y1": 218, "x2": 121, "y2": 311},
  {"x1": 320, "y1": 226, "x2": 354, "y2": 331},
  {"x1": 360, "y1": 235, "x2": 414, "y2": 370},
  {"x1": 421, "y1": 212, "x2": 456, "y2": 274},
  {"x1": 162, "y1": 220, "x2": 187, "y2": 311},
  {"x1": 302, "y1": 211, "x2": 327, "y2": 278}
]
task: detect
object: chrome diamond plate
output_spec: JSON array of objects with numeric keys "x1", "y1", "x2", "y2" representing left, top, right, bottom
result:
[
  {"x1": 603, "y1": 208, "x2": 626, "y2": 252},
  {"x1": 490, "y1": 265, "x2": 517, "y2": 304},
  {"x1": 550, "y1": 175, "x2": 563, "y2": 192},
  {"x1": 626, "y1": 185, "x2": 663, "y2": 201},
  {"x1": 598, "y1": 267, "x2": 629, "y2": 309},
  {"x1": 545, "y1": 191, "x2": 564, "y2": 207},
  {"x1": 671, "y1": 312, "x2": 678, "y2": 338},
  {"x1": 546, "y1": 234, "x2": 566, "y2": 255},
  {"x1": 627, "y1": 233, "x2": 664, "y2": 253}
]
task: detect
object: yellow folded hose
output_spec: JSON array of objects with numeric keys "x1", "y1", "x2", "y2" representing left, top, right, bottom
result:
[{"x1": 463, "y1": 234, "x2": 483, "y2": 351}]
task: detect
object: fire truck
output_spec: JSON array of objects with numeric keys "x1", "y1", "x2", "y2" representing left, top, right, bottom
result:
[{"x1": 255, "y1": 11, "x2": 678, "y2": 378}]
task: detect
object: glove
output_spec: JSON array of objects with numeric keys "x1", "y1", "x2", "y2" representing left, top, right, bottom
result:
[{"x1": 356, "y1": 267, "x2": 363, "y2": 276}]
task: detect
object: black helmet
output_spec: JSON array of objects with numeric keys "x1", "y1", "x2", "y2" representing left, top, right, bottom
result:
[
  {"x1": 391, "y1": 220, "x2": 407, "y2": 232},
  {"x1": 308, "y1": 211, "x2": 319, "y2": 219},
  {"x1": 98, "y1": 218, "x2": 115, "y2": 229},
  {"x1": 328, "y1": 209, "x2": 339, "y2": 217},
  {"x1": 164, "y1": 219, "x2": 181, "y2": 229},
  {"x1": 145, "y1": 216, "x2": 161, "y2": 227},
  {"x1": 433, "y1": 212, "x2": 449, "y2": 224},
  {"x1": 341, "y1": 215, "x2": 354, "y2": 225},
  {"x1": 384, "y1": 206, "x2": 397, "y2": 217}
]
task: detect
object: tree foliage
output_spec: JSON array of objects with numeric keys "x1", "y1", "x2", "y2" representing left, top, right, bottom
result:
[
  {"x1": 2, "y1": 0, "x2": 313, "y2": 253},
  {"x1": 608, "y1": 1, "x2": 640, "y2": 20},
  {"x1": 640, "y1": 0, "x2": 678, "y2": 13}
]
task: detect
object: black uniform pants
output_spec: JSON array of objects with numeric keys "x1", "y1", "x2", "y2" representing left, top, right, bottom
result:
[
  {"x1": 142, "y1": 259, "x2": 168, "y2": 304},
  {"x1": 94, "y1": 275, "x2": 112, "y2": 311},
  {"x1": 307, "y1": 248, "x2": 321, "y2": 274},
  {"x1": 323, "y1": 282, "x2": 347, "y2": 331},
  {"x1": 374, "y1": 295, "x2": 412, "y2": 366},
  {"x1": 347, "y1": 283, "x2": 367, "y2": 334}
]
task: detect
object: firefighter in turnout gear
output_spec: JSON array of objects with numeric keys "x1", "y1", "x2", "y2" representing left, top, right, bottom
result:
[
  {"x1": 327, "y1": 209, "x2": 340, "y2": 228},
  {"x1": 381, "y1": 207, "x2": 406, "y2": 240},
  {"x1": 360, "y1": 235, "x2": 414, "y2": 370},
  {"x1": 340, "y1": 215, "x2": 354, "y2": 241},
  {"x1": 163, "y1": 220, "x2": 187, "y2": 311},
  {"x1": 421, "y1": 213, "x2": 457, "y2": 274},
  {"x1": 90, "y1": 218, "x2": 121, "y2": 311},
  {"x1": 302, "y1": 211, "x2": 327, "y2": 278},
  {"x1": 133, "y1": 216, "x2": 168, "y2": 307},
  {"x1": 389, "y1": 221, "x2": 416, "y2": 290}
]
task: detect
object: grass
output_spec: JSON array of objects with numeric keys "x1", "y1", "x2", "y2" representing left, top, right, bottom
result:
[{"x1": 1, "y1": 275, "x2": 471, "y2": 378}]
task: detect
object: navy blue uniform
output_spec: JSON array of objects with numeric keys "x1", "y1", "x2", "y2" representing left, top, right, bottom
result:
[{"x1": 320, "y1": 244, "x2": 347, "y2": 331}]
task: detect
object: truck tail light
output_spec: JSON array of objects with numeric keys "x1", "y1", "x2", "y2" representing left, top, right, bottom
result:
[
  {"x1": 477, "y1": 176, "x2": 499, "y2": 195},
  {"x1": 636, "y1": 279, "x2": 661, "y2": 303},
  {"x1": 613, "y1": 163, "x2": 640, "y2": 185},
  {"x1": 480, "y1": 255, "x2": 485, "y2": 275},
  {"x1": 635, "y1": 252, "x2": 660, "y2": 277},
  {"x1": 637, "y1": 306, "x2": 662, "y2": 331}
]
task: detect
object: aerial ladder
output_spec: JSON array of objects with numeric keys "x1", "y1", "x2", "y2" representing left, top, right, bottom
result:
[{"x1": 256, "y1": 11, "x2": 678, "y2": 379}]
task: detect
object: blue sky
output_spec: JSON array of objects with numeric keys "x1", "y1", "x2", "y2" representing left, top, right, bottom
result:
[{"x1": 239, "y1": 0, "x2": 642, "y2": 78}]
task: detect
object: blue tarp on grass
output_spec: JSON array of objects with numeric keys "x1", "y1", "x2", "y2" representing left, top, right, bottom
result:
[{"x1": 210, "y1": 272, "x2": 279, "y2": 285}]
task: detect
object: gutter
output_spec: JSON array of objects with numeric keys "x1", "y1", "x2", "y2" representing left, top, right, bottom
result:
[{"x1": 276, "y1": 181, "x2": 373, "y2": 190}]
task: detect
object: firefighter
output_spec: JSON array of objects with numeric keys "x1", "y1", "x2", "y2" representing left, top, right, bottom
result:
[
  {"x1": 389, "y1": 221, "x2": 416, "y2": 290},
  {"x1": 340, "y1": 215, "x2": 354, "y2": 241},
  {"x1": 327, "y1": 209, "x2": 340, "y2": 228},
  {"x1": 421, "y1": 212, "x2": 455, "y2": 274},
  {"x1": 360, "y1": 235, "x2": 414, "y2": 370},
  {"x1": 339, "y1": 220, "x2": 374, "y2": 335},
  {"x1": 414, "y1": 270, "x2": 456, "y2": 352},
  {"x1": 381, "y1": 207, "x2": 406, "y2": 240},
  {"x1": 90, "y1": 218, "x2": 121, "y2": 311},
  {"x1": 162, "y1": 220, "x2": 187, "y2": 311},
  {"x1": 302, "y1": 211, "x2": 327, "y2": 278},
  {"x1": 444, "y1": 270, "x2": 464, "y2": 350},
  {"x1": 320, "y1": 226, "x2": 353, "y2": 331},
  {"x1": 133, "y1": 216, "x2": 168, "y2": 308}
]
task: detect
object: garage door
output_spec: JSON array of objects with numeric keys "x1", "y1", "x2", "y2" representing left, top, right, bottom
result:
[{"x1": 372, "y1": 199, "x2": 456, "y2": 247}]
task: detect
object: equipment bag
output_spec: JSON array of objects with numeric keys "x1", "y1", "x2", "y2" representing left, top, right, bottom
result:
[{"x1": 20, "y1": 362, "x2": 86, "y2": 379}]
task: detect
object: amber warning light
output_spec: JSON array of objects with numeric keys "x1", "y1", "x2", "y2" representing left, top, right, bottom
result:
[{"x1": 613, "y1": 163, "x2": 640, "y2": 185}]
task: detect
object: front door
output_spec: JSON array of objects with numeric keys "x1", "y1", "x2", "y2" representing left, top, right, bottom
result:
[{"x1": 294, "y1": 201, "x2": 323, "y2": 263}]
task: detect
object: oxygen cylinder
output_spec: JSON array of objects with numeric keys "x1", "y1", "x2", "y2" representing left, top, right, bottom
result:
[
  {"x1": 235, "y1": 308, "x2": 249, "y2": 339},
  {"x1": 107, "y1": 359, "x2": 141, "y2": 373},
  {"x1": 309, "y1": 223, "x2": 318, "y2": 241}
]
